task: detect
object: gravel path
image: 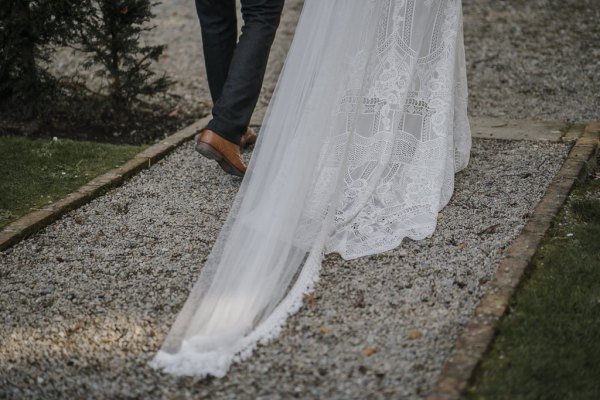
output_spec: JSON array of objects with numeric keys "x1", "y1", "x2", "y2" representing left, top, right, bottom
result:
[
  {"x1": 0, "y1": 139, "x2": 570, "y2": 399},
  {"x1": 4, "y1": 0, "x2": 597, "y2": 398}
]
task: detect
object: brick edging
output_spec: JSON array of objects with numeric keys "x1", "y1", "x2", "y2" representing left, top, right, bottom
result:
[
  {"x1": 426, "y1": 121, "x2": 600, "y2": 400},
  {"x1": 0, "y1": 117, "x2": 211, "y2": 252}
]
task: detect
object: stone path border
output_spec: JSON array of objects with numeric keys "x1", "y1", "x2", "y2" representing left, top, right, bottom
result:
[
  {"x1": 0, "y1": 116, "x2": 211, "y2": 252},
  {"x1": 427, "y1": 121, "x2": 600, "y2": 400},
  {"x1": 469, "y1": 117, "x2": 566, "y2": 142}
]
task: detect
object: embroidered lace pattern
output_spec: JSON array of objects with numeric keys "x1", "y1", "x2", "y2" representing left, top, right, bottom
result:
[{"x1": 301, "y1": 0, "x2": 470, "y2": 259}]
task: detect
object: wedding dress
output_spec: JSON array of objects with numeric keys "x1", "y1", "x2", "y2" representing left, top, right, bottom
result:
[{"x1": 151, "y1": 0, "x2": 471, "y2": 377}]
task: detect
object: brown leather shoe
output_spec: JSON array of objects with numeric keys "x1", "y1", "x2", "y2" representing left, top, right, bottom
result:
[
  {"x1": 195, "y1": 129, "x2": 247, "y2": 177},
  {"x1": 240, "y1": 127, "x2": 257, "y2": 149}
]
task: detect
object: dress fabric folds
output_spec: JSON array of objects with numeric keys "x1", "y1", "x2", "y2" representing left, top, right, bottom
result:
[{"x1": 151, "y1": 0, "x2": 471, "y2": 377}]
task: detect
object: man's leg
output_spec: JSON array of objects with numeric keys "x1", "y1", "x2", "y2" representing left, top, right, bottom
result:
[
  {"x1": 207, "y1": 0, "x2": 285, "y2": 145},
  {"x1": 195, "y1": 0, "x2": 237, "y2": 104}
]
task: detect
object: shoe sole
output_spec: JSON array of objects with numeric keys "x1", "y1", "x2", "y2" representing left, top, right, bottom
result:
[{"x1": 196, "y1": 142, "x2": 245, "y2": 178}]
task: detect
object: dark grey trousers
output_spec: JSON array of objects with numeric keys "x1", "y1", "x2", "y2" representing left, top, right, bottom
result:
[{"x1": 195, "y1": 0, "x2": 285, "y2": 145}]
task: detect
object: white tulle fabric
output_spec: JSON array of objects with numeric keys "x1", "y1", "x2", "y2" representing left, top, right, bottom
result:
[{"x1": 151, "y1": 0, "x2": 471, "y2": 377}]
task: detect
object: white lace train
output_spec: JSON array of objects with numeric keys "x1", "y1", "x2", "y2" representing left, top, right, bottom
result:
[{"x1": 151, "y1": 0, "x2": 471, "y2": 377}]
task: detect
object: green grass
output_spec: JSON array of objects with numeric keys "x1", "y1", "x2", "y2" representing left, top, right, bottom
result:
[
  {"x1": 466, "y1": 173, "x2": 600, "y2": 400},
  {"x1": 0, "y1": 135, "x2": 144, "y2": 229}
]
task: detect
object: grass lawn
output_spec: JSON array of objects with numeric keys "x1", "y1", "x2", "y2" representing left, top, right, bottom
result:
[
  {"x1": 0, "y1": 135, "x2": 144, "y2": 229},
  {"x1": 466, "y1": 161, "x2": 600, "y2": 400}
]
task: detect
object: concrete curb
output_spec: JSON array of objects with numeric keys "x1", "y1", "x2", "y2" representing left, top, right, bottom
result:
[
  {"x1": 426, "y1": 121, "x2": 600, "y2": 400},
  {"x1": 0, "y1": 117, "x2": 210, "y2": 252}
]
